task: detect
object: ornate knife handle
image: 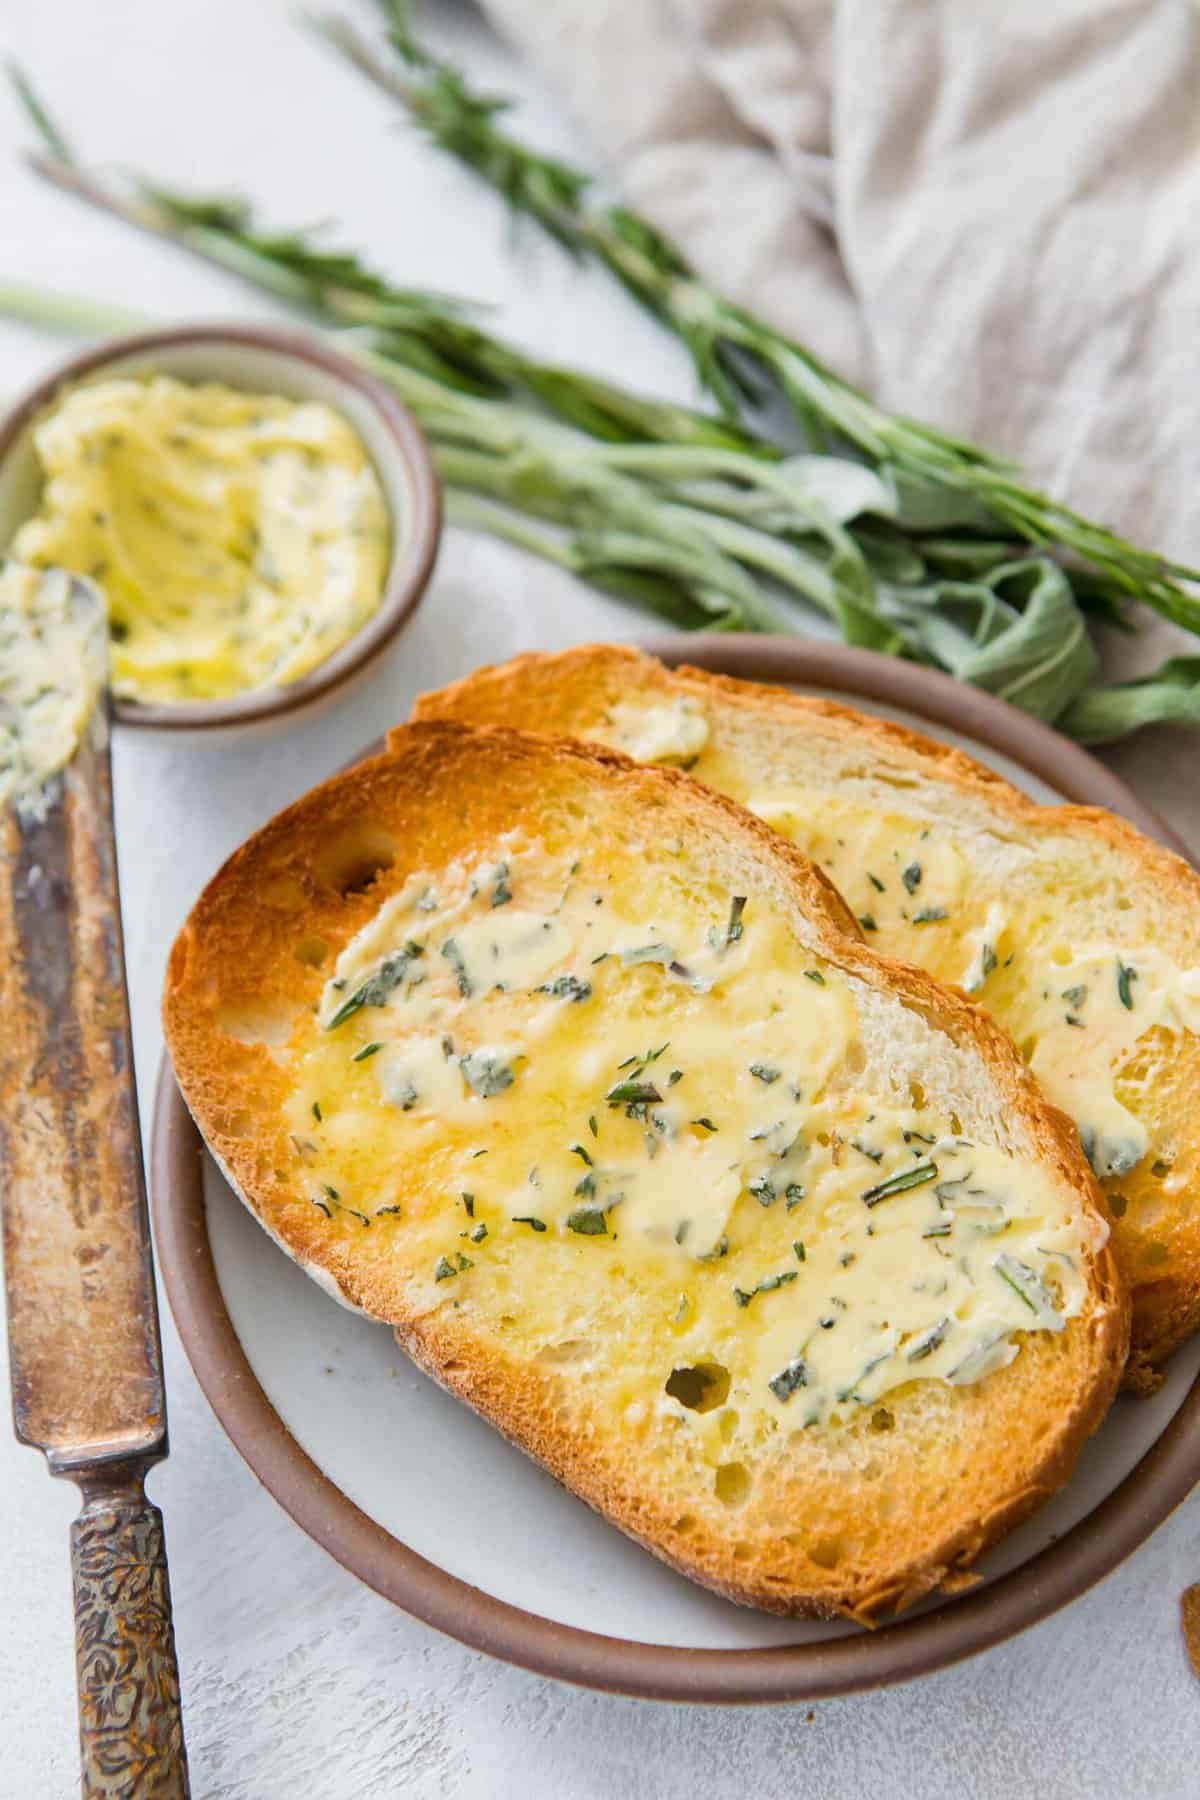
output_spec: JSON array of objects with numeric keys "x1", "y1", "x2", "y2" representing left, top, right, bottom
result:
[{"x1": 66, "y1": 1459, "x2": 190, "y2": 1799}]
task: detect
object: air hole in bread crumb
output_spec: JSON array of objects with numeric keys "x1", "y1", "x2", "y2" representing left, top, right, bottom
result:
[
  {"x1": 714, "y1": 1462, "x2": 752, "y2": 1508},
  {"x1": 665, "y1": 1362, "x2": 730, "y2": 1413},
  {"x1": 908, "y1": 1080, "x2": 926, "y2": 1110},
  {"x1": 536, "y1": 1339, "x2": 596, "y2": 1366},
  {"x1": 808, "y1": 1536, "x2": 845, "y2": 1570},
  {"x1": 294, "y1": 935, "x2": 329, "y2": 969},
  {"x1": 672, "y1": 1515, "x2": 697, "y2": 1536},
  {"x1": 317, "y1": 828, "x2": 397, "y2": 897},
  {"x1": 259, "y1": 874, "x2": 307, "y2": 910},
  {"x1": 1143, "y1": 1241, "x2": 1170, "y2": 1266},
  {"x1": 870, "y1": 1407, "x2": 894, "y2": 1432},
  {"x1": 217, "y1": 1000, "x2": 298, "y2": 1046},
  {"x1": 718, "y1": 1408, "x2": 739, "y2": 1442}
]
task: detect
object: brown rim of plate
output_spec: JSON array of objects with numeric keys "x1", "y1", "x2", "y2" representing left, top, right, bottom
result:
[
  {"x1": 0, "y1": 322, "x2": 442, "y2": 732},
  {"x1": 149, "y1": 637, "x2": 1198, "y2": 1704}
]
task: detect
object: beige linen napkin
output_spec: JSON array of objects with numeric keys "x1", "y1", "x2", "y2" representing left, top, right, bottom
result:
[{"x1": 481, "y1": 0, "x2": 1200, "y2": 821}]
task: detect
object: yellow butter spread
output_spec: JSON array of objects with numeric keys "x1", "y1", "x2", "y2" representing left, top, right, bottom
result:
[
  {"x1": 281, "y1": 843, "x2": 1094, "y2": 1433},
  {"x1": 1025, "y1": 947, "x2": 1200, "y2": 1177},
  {"x1": 0, "y1": 562, "x2": 106, "y2": 807},
  {"x1": 11, "y1": 375, "x2": 389, "y2": 704},
  {"x1": 600, "y1": 696, "x2": 710, "y2": 765},
  {"x1": 592, "y1": 699, "x2": 1200, "y2": 1203},
  {"x1": 743, "y1": 783, "x2": 1200, "y2": 1185}
]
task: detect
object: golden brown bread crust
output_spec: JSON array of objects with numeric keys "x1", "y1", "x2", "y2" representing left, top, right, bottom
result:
[
  {"x1": 412, "y1": 644, "x2": 1200, "y2": 1384},
  {"x1": 164, "y1": 722, "x2": 1127, "y2": 1620}
]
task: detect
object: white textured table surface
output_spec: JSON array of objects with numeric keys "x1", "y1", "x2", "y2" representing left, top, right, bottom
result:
[{"x1": 3, "y1": 3, "x2": 1200, "y2": 1795}]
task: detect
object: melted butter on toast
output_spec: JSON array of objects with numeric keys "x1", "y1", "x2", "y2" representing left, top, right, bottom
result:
[
  {"x1": 742, "y1": 782, "x2": 1200, "y2": 1186},
  {"x1": 281, "y1": 840, "x2": 1096, "y2": 1436}
]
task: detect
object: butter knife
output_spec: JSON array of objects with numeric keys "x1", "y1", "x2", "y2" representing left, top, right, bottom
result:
[{"x1": 0, "y1": 573, "x2": 189, "y2": 1796}]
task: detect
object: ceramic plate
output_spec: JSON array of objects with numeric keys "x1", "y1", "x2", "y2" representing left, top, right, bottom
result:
[{"x1": 150, "y1": 637, "x2": 1200, "y2": 1702}]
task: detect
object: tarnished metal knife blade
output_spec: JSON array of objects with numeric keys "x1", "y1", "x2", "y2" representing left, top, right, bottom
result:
[
  {"x1": 0, "y1": 684, "x2": 164, "y2": 1467},
  {"x1": 0, "y1": 572, "x2": 188, "y2": 1796}
]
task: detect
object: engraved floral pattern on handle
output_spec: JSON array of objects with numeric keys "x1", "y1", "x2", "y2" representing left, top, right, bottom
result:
[{"x1": 70, "y1": 1481, "x2": 189, "y2": 1799}]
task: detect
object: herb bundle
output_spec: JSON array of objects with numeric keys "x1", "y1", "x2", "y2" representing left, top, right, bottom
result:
[
  {"x1": 318, "y1": 8, "x2": 1191, "y2": 600},
  {"x1": 5, "y1": 36, "x2": 1200, "y2": 741}
]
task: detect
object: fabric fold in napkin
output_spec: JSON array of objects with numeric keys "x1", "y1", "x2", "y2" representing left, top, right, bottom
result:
[{"x1": 481, "y1": 0, "x2": 1200, "y2": 579}]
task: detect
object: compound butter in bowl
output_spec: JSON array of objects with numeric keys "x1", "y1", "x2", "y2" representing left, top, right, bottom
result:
[{"x1": 0, "y1": 323, "x2": 440, "y2": 736}]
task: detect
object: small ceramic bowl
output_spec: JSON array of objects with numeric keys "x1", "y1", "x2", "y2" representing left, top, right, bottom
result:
[{"x1": 0, "y1": 322, "x2": 441, "y2": 736}]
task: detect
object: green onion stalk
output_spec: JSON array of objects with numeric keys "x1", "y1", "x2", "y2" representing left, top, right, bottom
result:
[{"x1": 4, "y1": 57, "x2": 1200, "y2": 738}]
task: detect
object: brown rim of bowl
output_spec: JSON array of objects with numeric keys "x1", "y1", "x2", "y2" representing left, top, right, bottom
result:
[
  {"x1": 149, "y1": 638, "x2": 1198, "y2": 1704},
  {"x1": 0, "y1": 321, "x2": 442, "y2": 732}
]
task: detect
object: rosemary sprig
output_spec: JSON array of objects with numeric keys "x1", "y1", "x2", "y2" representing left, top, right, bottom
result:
[
  {"x1": 309, "y1": 9, "x2": 593, "y2": 257},
  {"x1": 317, "y1": 1, "x2": 1200, "y2": 630},
  {"x1": 4, "y1": 57, "x2": 74, "y2": 163},
  {"x1": 19, "y1": 95, "x2": 761, "y2": 464},
  {"x1": 31, "y1": 149, "x2": 752, "y2": 452}
]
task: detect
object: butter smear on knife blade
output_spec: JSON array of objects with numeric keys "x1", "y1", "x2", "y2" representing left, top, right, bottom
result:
[{"x1": 0, "y1": 561, "x2": 106, "y2": 808}]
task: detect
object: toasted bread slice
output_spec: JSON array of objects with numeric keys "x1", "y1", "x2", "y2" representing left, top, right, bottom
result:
[
  {"x1": 165, "y1": 723, "x2": 1124, "y2": 1620},
  {"x1": 413, "y1": 646, "x2": 1200, "y2": 1386}
]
